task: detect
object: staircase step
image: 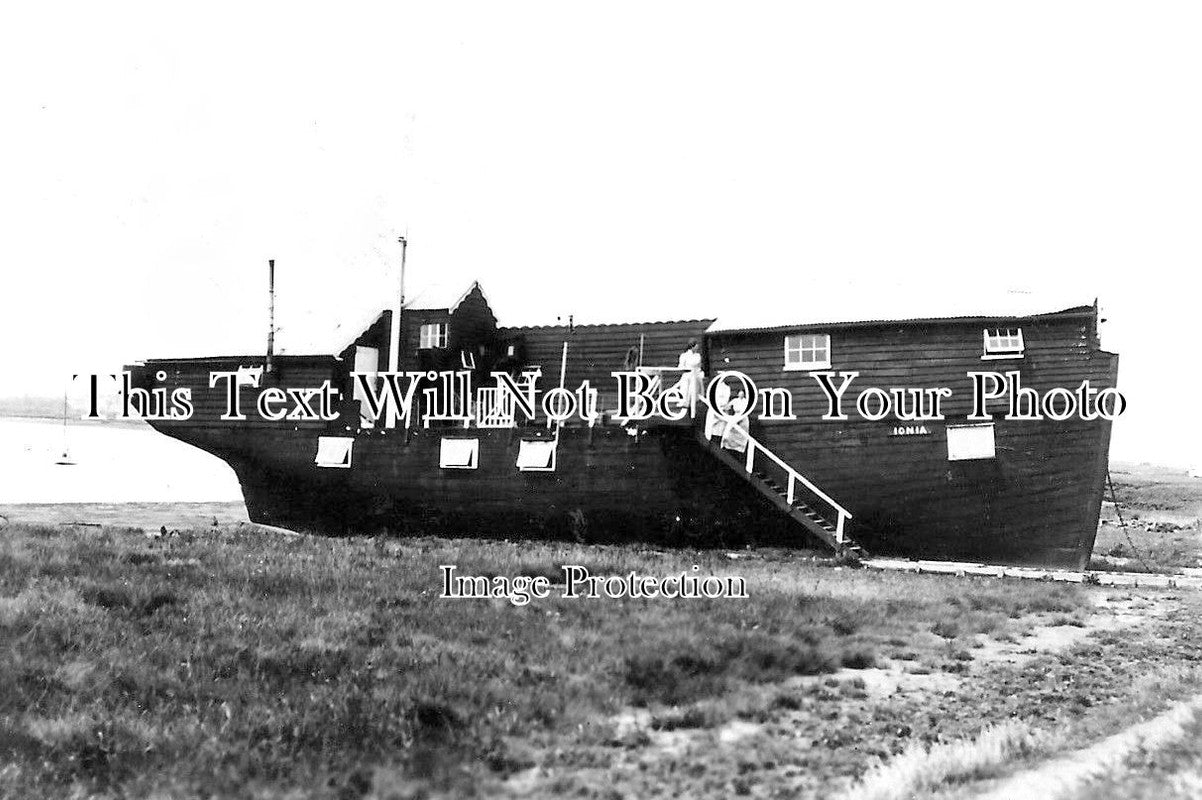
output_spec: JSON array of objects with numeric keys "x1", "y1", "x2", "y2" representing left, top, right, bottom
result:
[{"x1": 698, "y1": 427, "x2": 869, "y2": 558}]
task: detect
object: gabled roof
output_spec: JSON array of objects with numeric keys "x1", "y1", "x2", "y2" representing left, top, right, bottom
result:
[
  {"x1": 402, "y1": 280, "x2": 490, "y2": 313},
  {"x1": 275, "y1": 281, "x2": 489, "y2": 356}
]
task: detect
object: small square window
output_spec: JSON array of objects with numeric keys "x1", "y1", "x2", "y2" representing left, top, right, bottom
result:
[
  {"x1": 783, "y1": 333, "x2": 831, "y2": 371},
  {"x1": 516, "y1": 439, "x2": 557, "y2": 471},
  {"x1": 983, "y1": 327, "x2": 1024, "y2": 359},
  {"x1": 439, "y1": 438, "x2": 478, "y2": 469},
  {"x1": 947, "y1": 423, "x2": 995, "y2": 461},
  {"x1": 420, "y1": 323, "x2": 448, "y2": 349},
  {"x1": 315, "y1": 436, "x2": 353, "y2": 468}
]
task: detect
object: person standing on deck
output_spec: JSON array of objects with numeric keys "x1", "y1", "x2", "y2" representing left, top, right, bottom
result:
[
  {"x1": 720, "y1": 388, "x2": 751, "y2": 452},
  {"x1": 674, "y1": 339, "x2": 703, "y2": 411},
  {"x1": 705, "y1": 376, "x2": 732, "y2": 439}
]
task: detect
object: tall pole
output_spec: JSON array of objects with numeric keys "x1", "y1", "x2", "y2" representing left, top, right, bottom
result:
[
  {"x1": 266, "y1": 259, "x2": 275, "y2": 374},
  {"x1": 388, "y1": 237, "x2": 407, "y2": 373},
  {"x1": 386, "y1": 237, "x2": 407, "y2": 427}
]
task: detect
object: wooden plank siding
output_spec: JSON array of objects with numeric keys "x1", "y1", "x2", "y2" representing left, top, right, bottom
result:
[
  {"x1": 336, "y1": 284, "x2": 499, "y2": 382},
  {"x1": 131, "y1": 355, "x2": 340, "y2": 430},
  {"x1": 496, "y1": 320, "x2": 715, "y2": 412},
  {"x1": 705, "y1": 308, "x2": 1118, "y2": 567},
  {"x1": 161, "y1": 423, "x2": 794, "y2": 546},
  {"x1": 128, "y1": 292, "x2": 1118, "y2": 567}
]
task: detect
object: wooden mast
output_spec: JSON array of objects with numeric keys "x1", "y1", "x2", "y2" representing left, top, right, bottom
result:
[{"x1": 386, "y1": 236, "x2": 407, "y2": 427}]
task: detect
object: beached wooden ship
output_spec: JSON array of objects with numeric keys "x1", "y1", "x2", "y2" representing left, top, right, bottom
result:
[{"x1": 129, "y1": 273, "x2": 1119, "y2": 569}]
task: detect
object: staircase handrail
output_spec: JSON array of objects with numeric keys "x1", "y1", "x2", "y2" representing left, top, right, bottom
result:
[{"x1": 696, "y1": 393, "x2": 853, "y2": 543}]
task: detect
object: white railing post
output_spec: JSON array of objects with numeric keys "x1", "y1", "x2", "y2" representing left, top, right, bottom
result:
[{"x1": 697, "y1": 390, "x2": 853, "y2": 539}]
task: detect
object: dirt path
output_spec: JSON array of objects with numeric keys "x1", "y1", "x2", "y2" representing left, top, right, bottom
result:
[
  {"x1": 500, "y1": 588, "x2": 1173, "y2": 798},
  {"x1": 974, "y1": 694, "x2": 1202, "y2": 800}
]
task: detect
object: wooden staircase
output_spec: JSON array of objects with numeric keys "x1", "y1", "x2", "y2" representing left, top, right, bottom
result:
[
  {"x1": 695, "y1": 425, "x2": 868, "y2": 561},
  {"x1": 632, "y1": 366, "x2": 866, "y2": 559}
]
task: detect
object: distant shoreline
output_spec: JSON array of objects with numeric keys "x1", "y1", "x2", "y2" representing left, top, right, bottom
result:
[{"x1": 0, "y1": 413, "x2": 151, "y2": 430}]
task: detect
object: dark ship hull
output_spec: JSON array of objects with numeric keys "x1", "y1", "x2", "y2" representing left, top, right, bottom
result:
[
  {"x1": 129, "y1": 290, "x2": 1119, "y2": 570},
  {"x1": 139, "y1": 395, "x2": 1113, "y2": 568},
  {"x1": 145, "y1": 419, "x2": 799, "y2": 547}
]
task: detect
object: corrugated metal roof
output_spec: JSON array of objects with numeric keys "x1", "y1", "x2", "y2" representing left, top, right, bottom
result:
[
  {"x1": 259, "y1": 283, "x2": 1099, "y2": 356},
  {"x1": 707, "y1": 306, "x2": 1095, "y2": 336},
  {"x1": 501, "y1": 318, "x2": 716, "y2": 332},
  {"x1": 706, "y1": 290, "x2": 1097, "y2": 334}
]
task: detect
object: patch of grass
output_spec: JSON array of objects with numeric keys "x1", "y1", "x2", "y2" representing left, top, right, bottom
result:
[
  {"x1": 931, "y1": 619, "x2": 960, "y2": 639},
  {"x1": 843, "y1": 719, "x2": 1048, "y2": 800},
  {"x1": 770, "y1": 691, "x2": 804, "y2": 711},
  {"x1": 651, "y1": 704, "x2": 728, "y2": 731},
  {"x1": 625, "y1": 630, "x2": 840, "y2": 706},
  {"x1": 1057, "y1": 705, "x2": 1202, "y2": 800},
  {"x1": 841, "y1": 646, "x2": 877, "y2": 670},
  {"x1": 0, "y1": 521, "x2": 1105, "y2": 798},
  {"x1": 78, "y1": 580, "x2": 180, "y2": 617}
]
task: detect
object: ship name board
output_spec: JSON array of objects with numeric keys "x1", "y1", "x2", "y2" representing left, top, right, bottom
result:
[{"x1": 889, "y1": 425, "x2": 932, "y2": 436}]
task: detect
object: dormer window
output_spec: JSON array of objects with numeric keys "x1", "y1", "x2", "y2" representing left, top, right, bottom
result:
[
  {"x1": 784, "y1": 333, "x2": 831, "y2": 371},
  {"x1": 982, "y1": 328, "x2": 1024, "y2": 360},
  {"x1": 419, "y1": 322, "x2": 448, "y2": 349}
]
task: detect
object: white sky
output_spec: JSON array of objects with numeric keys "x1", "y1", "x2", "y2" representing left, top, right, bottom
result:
[{"x1": 2, "y1": 2, "x2": 1199, "y2": 467}]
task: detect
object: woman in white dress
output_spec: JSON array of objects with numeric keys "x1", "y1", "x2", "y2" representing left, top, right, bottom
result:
[
  {"x1": 705, "y1": 377, "x2": 732, "y2": 439},
  {"x1": 674, "y1": 339, "x2": 703, "y2": 410}
]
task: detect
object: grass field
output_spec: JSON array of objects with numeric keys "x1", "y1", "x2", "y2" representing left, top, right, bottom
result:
[
  {"x1": 2, "y1": 463, "x2": 1201, "y2": 798},
  {"x1": 1093, "y1": 462, "x2": 1202, "y2": 571}
]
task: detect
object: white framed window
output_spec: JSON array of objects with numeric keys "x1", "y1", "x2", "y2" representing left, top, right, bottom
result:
[
  {"x1": 783, "y1": 333, "x2": 831, "y2": 371},
  {"x1": 516, "y1": 439, "x2": 557, "y2": 471},
  {"x1": 419, "y1": 322, "x2": 448, "y2": 349},
  {"x1": 315, "y1": 436, "x2": 354, "y2": 468},
  {"x1": 947, "y1": 423, "x2": 995, "y2": 461},
  {"x1": 982, "y1": 327, "x2": 1024, "y2": 359},
  {"x1": 439, "y1": 438, "x2": 478, "y2": 469}
]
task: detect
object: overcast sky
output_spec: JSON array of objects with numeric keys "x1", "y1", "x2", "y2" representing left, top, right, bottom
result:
[{"x1": 2, "y1": 3, "x2": 1198, "y2": 467}]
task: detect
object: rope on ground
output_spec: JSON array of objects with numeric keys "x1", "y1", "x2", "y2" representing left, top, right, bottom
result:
[{"x1": 1107, "y1": 469, "x2": 1151, "y2": 573}]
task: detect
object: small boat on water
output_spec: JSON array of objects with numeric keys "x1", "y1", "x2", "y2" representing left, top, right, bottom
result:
[
  {"x1": 127, "y1": 254, "x2": 1119, "y2": 569},
  {"x1": 55, "y1": 393, "x2": 76, "y2": 466}
]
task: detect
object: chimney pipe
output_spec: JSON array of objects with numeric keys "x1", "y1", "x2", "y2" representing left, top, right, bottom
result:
[{"x1": 266, "y1": 259, "x2": 275, "y2": 374}]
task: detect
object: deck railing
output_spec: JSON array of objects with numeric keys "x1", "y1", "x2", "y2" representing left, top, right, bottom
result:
[
  {"x1": 738, "y1": 419, "x2": 851, "y2": 544},
  {"x1": 474, "y1": 386, "x2": 517, "y2": 428},
  {"x1": 637, "y1": 365, "x2": 853, "y2": 545}
]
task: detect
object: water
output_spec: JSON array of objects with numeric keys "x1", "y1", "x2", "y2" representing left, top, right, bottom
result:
[{"x1": 0, "y1": 417, "x2": 243, "y2": 504}]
